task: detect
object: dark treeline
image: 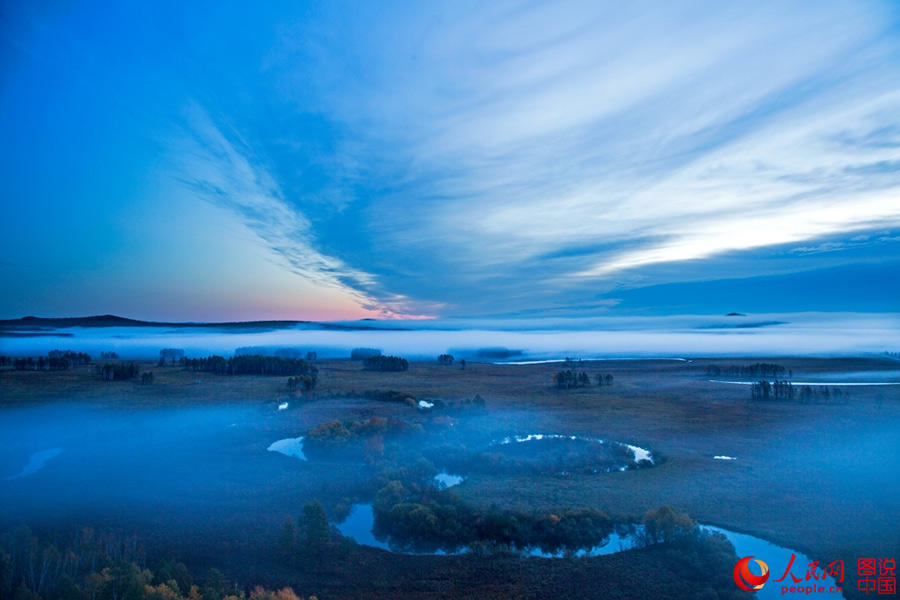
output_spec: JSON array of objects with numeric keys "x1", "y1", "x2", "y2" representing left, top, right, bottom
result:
[
  {"x1": 363, "y1": 355, "x2": 409, "y2": 372},
  {"x1": 9, "y1": 358, "x2": 151, "y2": 383},
  {"x1": 234, "y1": 348, "x2": 317, "y2": 361},
  {"x1": 179, "y1": 355, "x2": 317, "y2": 378},
  {"x1": 349, "y1": 348, "x2": 381, "y2": 360},
  {"x1": 554, "y1": 371, "x2": 613, "y2": 389},
  {"x1": 0, "y1": 351, "x2": 92, "y2": 372},
  {"x1": 437, "y1": 354, "x2": 454, "y2": 365},
  {"x1": 707, "y1": 363, "x2": 789, "y2": 378},
  {"x1": 372, "y1": 480, "x2": 614, "y2": 554},
  {"x1": 750, "y1": 380, "x2": 793, "y2": 400},
  {"x1": 369, "y1": 480, "x2": 707, "y2": 556},
  {"x1": 100, "y1": 362, "x2": 140, "y2": 381},
  {"x1": 751, "y1": 381, "x2": 845, "y2": 403},
  {"x1": 555, "y1": 370, "x2": 590, "y2": 389},
  {"x1": 48, "y1": 350, "x2": 92, "y2": 365},
  {"x1": 0, "y1": 525, "x2": 310, "y2": 600}
]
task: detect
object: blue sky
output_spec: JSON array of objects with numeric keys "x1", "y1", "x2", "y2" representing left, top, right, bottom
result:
[{"x1": 1, "y1": 0, "x2": 899, "y2": 321}]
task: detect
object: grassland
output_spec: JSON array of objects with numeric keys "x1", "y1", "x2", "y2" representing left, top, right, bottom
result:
[{"x1": 1, "y1": 356, "x2": 897, "y2": 599}]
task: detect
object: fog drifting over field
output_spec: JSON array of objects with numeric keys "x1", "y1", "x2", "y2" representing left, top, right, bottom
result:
[{"x1": 2, "y1": 313, "x2": 898, "y2": 360}]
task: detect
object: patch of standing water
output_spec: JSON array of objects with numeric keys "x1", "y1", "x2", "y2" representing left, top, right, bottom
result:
[
  {"x1": 337, "y1": 504, "x2": 390, "y2": 551},
  {"x1": 278, "y1": 402, "x2": 289, "y2": 410},
  {"x1": 267, "y1": 437, "x2": 306, "y2": 460},
  {"x1": 529, "y1": 530, "x2": 637, "y2": 557},
  {"x1": 627, "y1": 444, "x2": 652, "y2": 463},
  {"x1": 714, "y1": 456, "x2": 736, "y2": 460},
  {"x1": 705, "y1": 526, "x2": 845, "y2": 599},
  {"x1": 5, "y1": 448, "x2": 62, "y2": 480},
  {"x1": 418, "y1": 400, "x2": 434, "y2": 409},
  {"x1": 433, "y1": 472, "x2": 464, "y2": 488}
]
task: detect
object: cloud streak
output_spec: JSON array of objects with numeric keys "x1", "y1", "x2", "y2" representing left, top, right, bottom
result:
[
  {"x1": 170, "y1": 105, "x2": 438, "y2": 318},
  {"x1": 256, "y1": 0, "x2": 900, "y2": 314},
  {"x1": 50, "y1": 0, "x2": 894, "y2": 319}
]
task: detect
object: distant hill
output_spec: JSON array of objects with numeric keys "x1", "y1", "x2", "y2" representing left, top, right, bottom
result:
[
  {"x1": 6, "y1": 315, "x2": 157, "y2": 328},
  {"x1": 0, "y1": 314, "x2": 405, "y2": 333}
]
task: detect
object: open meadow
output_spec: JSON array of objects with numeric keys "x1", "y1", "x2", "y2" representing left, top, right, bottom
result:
[{"x1": 2, "y1": 356, "x2": 897, "y2": 599}]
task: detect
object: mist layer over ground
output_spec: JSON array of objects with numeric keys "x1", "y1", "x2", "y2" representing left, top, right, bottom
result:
[
  {"x1": 0, "y1": 402, "x2": 301, "y2": 566},
  {"x1": 0, "y1": 355, "x2": 897, "y2": 599},
  {"x1": 1, "y1": 313, "x2": 898, "y2": 359}
]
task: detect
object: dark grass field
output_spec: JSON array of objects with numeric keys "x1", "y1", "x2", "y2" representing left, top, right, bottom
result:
[{"x1": 1, "y1": 356, "x2": 898, "y2": 599}]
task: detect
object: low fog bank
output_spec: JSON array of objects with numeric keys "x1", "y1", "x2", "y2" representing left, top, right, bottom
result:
[
  {"x1": 1, "y1": 312, "x2": 898, "y2": 360},
  {"x1": 0, "y1": 403, "x2": 271, "y2": 533}
]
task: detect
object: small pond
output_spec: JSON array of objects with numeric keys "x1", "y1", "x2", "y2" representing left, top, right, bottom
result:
[
  {"x1": 433, "y1": 471, "x2": 464, "y2": 488},
  {"x1": 267, "y1": 437, "x2": 307, "y2": 460}
]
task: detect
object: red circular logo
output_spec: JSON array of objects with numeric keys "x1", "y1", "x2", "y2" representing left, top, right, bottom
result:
[{"x1": 734, "y1": 556, "x2": 770, "y2": 592}]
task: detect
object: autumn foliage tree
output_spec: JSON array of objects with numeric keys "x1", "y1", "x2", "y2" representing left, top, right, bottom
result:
[{"x1": 641, "y1": 505, "x2": 696, "y2": 545}]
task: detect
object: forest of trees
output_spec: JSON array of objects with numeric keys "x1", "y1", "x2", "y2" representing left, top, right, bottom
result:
[
  {"x1": 363, "y1": 355, "x2": 409, "y2": 372},
  {"x1": 553, "y1": 371, "x2": 613, "y2": 389},
  {"x1": 0, "y1": 351, "x2": 91, "y2": 372},
  {"x1": 554, "y1": 370, "x2": 588, "y2": 389},
  {"x1": 179, "y1": 355, "x2": 317, "y2": 378},
  {"x1": 302, "y1": 417, "x2": 424, "y2": 459},
  {"x1": 751, "y1": 381, "x2": 845, "y2": 403},
  {"x1": 100, "y1": 362, "x2": 140, "y2": 381},
  {"x1": 234, "y1": 348, "x2": 318, "y2": 361},
  {"x1": 0, "y1": 525, "x2": 311, "y2": 600},
  {"x1": 368, "y1": 480, "x2": 702, "y2": 555},
  {"x1": 707, "y1": 363, "x2": 789, "y2": 378},
  {"x1": 349, "y1": 348, "x2": 381, "y2": 360}
]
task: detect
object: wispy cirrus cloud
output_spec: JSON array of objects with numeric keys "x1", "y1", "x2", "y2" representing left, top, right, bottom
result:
[
  {"x1": 170, "y1": 104, "x2": 438, "y2": 318},
  {"x1": 792, "y1": 231, "x2": 900, "y2": 255},
  {"x1": 140, "y1": 0, "x2": 900, "y2": 317},
  {"x1": 9, "y1": 0, "x2": 898, "y2": 320},
  {"x1": 251, "y1": 0, "x2": 900, "y2": 315}
]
